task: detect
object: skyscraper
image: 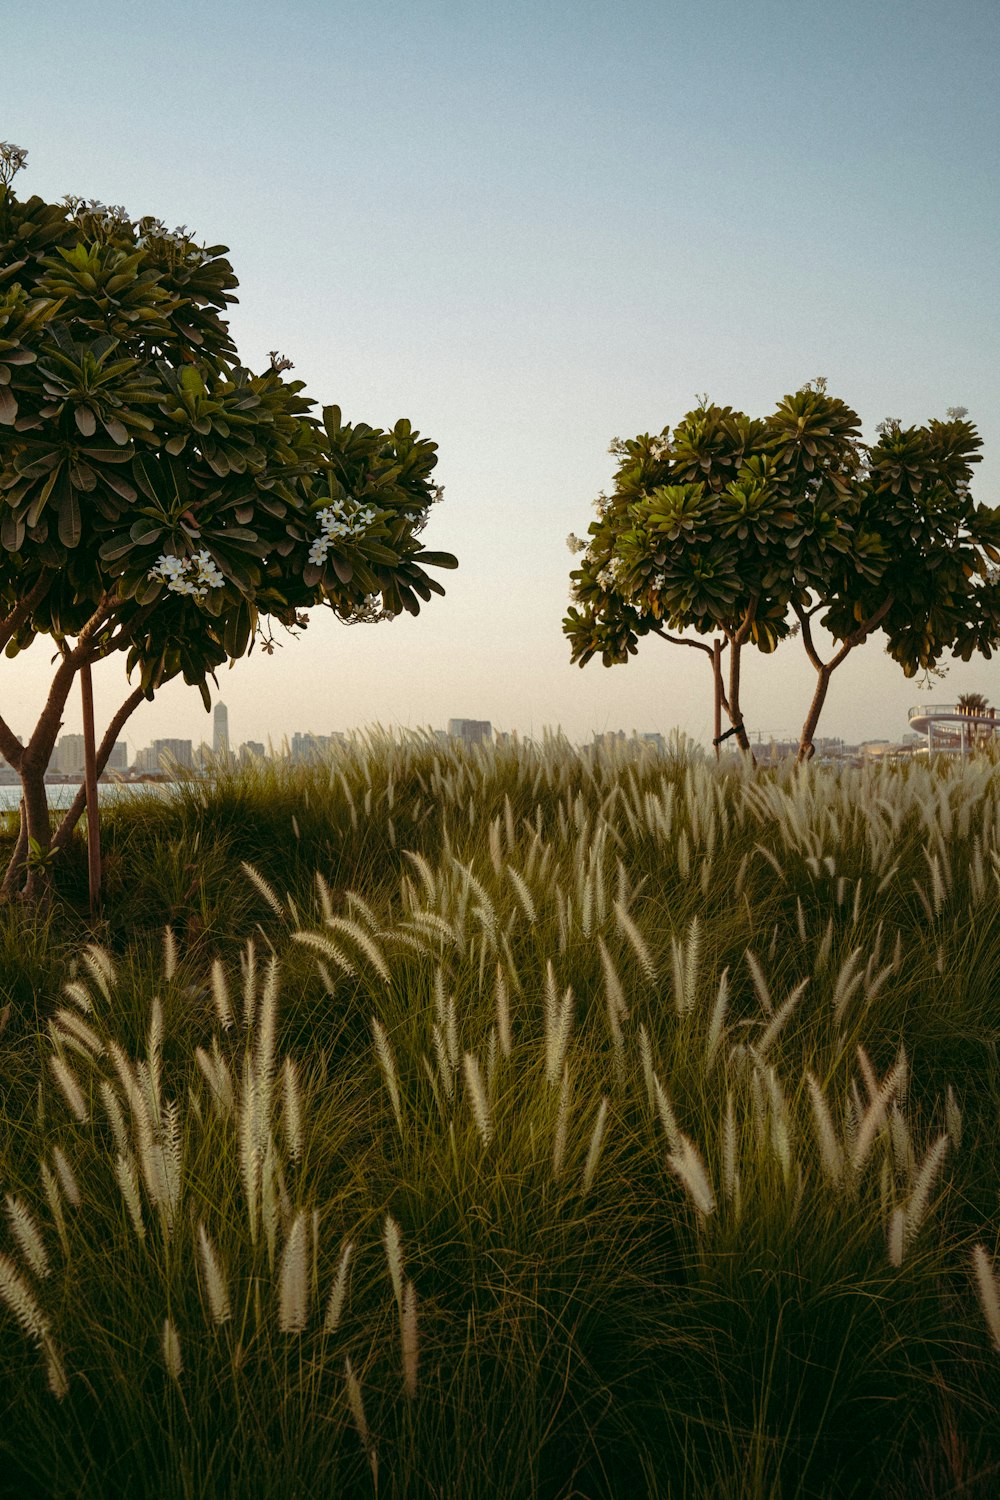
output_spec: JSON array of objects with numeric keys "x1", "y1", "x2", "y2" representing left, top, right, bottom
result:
[{"x1": 213, "y1": 702, "x2": 229, "y2": 758}]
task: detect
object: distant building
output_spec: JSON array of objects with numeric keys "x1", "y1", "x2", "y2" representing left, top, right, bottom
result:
[
  {"x1": 448, "y1": 718, "x2": 492, "y2": 746},
  {"x1": 291, "y1": 731, "x2": 343, "y2": 763},
  {"x1": 53, "y1": 734, "x2": 86, "y2": 775},
  {"x1": 134, "y1": 739, "x2": 193, "y2": 773},
  {"x1": 105, "y1": 741, "x2": 128, "y2": 772},
  {"x1": 639, "y1": 732, "x2": 665, "y2": 751},
  {"x1": 240, "y1": 741, "x2": 266, "y2": 762},
  {"x1": 213, "y1": 702, "x2": 230, "y2": 757}
]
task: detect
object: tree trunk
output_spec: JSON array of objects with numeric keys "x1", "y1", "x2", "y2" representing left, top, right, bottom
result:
[
  {"x1": 726, "y1": 637, "x2": 755, "y2": 761},
  {"x1": 17, "y1": 756, "x2": 52, "y2": 901},
  {"x1": 797, "y1": 666, "x2": 832, "y2": 763},
  {"x1": 0, "y1": 798, "x2": 28, "y2": 901}
]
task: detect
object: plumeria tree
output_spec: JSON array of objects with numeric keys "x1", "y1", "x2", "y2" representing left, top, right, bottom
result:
[
  {"x1": 564, "y1": 384, "x2": 1000, "y2": 761},
  {"x1": 0, "y1": 145, "x2": 456, "y2": 897}
]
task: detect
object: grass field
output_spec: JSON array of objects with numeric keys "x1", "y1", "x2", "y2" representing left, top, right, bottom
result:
[{"x1": 0, "y1": 733, "x2": 998, "y2": 1498}]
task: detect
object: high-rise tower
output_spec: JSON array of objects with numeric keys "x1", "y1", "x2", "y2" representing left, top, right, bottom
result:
[{"x1": 213, "y1": 702, "x2": 230, "y2": 757}]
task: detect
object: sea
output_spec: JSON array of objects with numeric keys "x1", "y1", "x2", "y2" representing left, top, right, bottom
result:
[{"x1": 0, "y1": 783, "x2": 181, "y2": 811}]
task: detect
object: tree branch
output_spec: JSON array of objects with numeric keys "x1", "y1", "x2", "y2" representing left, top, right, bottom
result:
[
  {"x1": 649, "y1": 624, "x2": 716, "y2": 658},
  {"x1": 792, "y1": 599, "x2": 825, "y2": 672},
  {"x1": 826, "y1": 595, "x2": 894, "y2": 672},
  {"x1": 0, "y1": 573, "x2": 52, "y2": 655}
]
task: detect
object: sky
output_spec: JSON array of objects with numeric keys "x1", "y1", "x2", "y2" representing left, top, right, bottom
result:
[{"x1": 4, "y1": 0, "x2": 999, "y2": 755}]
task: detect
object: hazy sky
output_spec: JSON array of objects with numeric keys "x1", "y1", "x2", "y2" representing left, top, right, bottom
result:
[{"x1": 5, "y1": 0, "x2": 999, "y2": 754}]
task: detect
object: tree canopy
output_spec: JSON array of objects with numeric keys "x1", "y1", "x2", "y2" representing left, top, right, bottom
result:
[
  {"x1": 565, "y1": 383, "x2": 1000, "y2": 760},
  {"x1": 0, "y1": 144, "x2": 456, "y2": 895}
]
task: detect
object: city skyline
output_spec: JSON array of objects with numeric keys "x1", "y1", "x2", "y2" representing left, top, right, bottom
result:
[{"x1": 3, "y1": 0, "x2": 997, "y2": 758}]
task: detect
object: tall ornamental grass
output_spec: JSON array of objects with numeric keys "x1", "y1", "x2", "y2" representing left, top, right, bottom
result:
[{"x1": 0, "y1": 733, "x2": 998, "y2": 1497}]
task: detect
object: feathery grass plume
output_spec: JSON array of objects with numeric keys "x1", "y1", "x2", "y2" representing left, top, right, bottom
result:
[
  {"x1": 114, "y1": 1151, "x2": 145, "y2": 1241},
  {"x1": 637, "y1": 1024, "x2": 656, "y2": 1114},
  {"x1": 163, "y1": 926, "x2": 177, "y2": 983},
  {"x1": 51, "y1": 1008, "x2": 104, "y2": 1057},
  {"x1": 241, "y1": 860, "x2": 285, "y2": 917},
  {"x1": 401, "y1": 1278, "x2": 419, "y2": 1398},
  {"x1": 39, "y1": 1164, "x2": 67, "y2": 1258},
  {"x1": 325, "y1": 917, "x2": 392, "y2": 985},
  {"x1": 147, "y1": 997, "x2": 163, "y2": 1121},
  {"x1": 315, "y1": 872, "x2": 335, "y2": 924},
  {"x1": 282, "y1": 1058, "x2": 303, "y2": 1163},
  {"x1": 239, "y1": 1064, "x2": 261, "y2": 1247},
  {"x1": 806, "y1": 1074, "x2": 844, "y2": 1186},
  {"x1": 722, "y1": 1094, "x2": 738, "y2": 1204},
  {"x1": 667, "y1": 1134, "x2": 716, "y2": 1218},
  {"x1": 5, "y1": 1195, "x2": 49, "y2": 1279},
  {"x1": 196, "y1": 1222, "x2": 232, "y2": 1327},
  {"x1": 744, "y1": 951, "x2": 773, "y2": 1016},
  {"x1": 383, "y1": 1214, "x2": 404, "y2": 1312},
  {"x1": 162, "y1": 1317, "x2": 182, "y2": 1381},
  {"x1": 81, "y1": 943, "x2": 116, "y2": 1004},
  {"x1": 488, "y1": 817, "x2": 503, "y2": 875},
  {"x1": 344, "y1": 1357, "x2": 376, "y2": 1476},
  {"x1": 61, "y1": 979, "x2": 94, "y2": 1014},
  {"x1": 44, "y1": 1336, "x2": 68, "y2": 1400},
  {"x1": 581, "y1": 1097, "x2": 609, "y2": 1197},
  {"x1": 888, "y1": 1206, "x2": 906, "y2": 1267},
  {"x1": 552, "y1": 1064, "x2": 571, "y2": 1180},
  {"x1": 324, "y1": 1241, "x2": 354, "y2": 1333},
  {"x1": 614, "y1": 900, "x2": 656, "y2": 983},
  {"x1": 506, "y1": 864, "x2": 537, "y2": 925},
  {"x1": 256, "y1": 956, "x2": 280, "y2": 1097},
  {"x1": 598, "y1": 936, "x2": 628, "y2": 1021},
  {"x1": 462, "y1": 1052, "x2": 493, "y2": 1146},
  {"x1": 278, "y1": 1212, "x2": 309, "y2": 1333},
  {"x1": 293, "y1": 930, "x2": 358, "y2": 978},
  {"x1": 0, "y1": 1252, "x2": 50, "y2": 1345},
  {"x1": 705, "y1": 968, "x2": 729, "y2": 1068},
  {"x1": 763, "y1": 1065, "x2": 793, "y2": 1183},
  {"x1": 757, "y1": 979, "x2": 808, "y2": 1056},
  {"x1": 344, "y1": 889, "x2": 380, "y2": 932},
  {"x1": 543, "y1": 961, "x2": 573, "y2": 1086},
  {"x1": 161, "y1": 1100, "x2": 182, "y2": 1223},
  {"x1": 51, "y1": 1148, "x2": 80, "y2": 1209},
  {"x1": 796, "y1": 896, "x2": 807, "y2": 945},
  {"x1": 815, "y1": 918, "x2": 834, "y2": 974},
  {"x1": 403, "y1": 848, "x2": 437, "y2": 904},
  {"x1": 241, "y1": 937, "x2": 258, "y2": 1027},
  {"x1": 670, "y1": 916, "x2": 702, "y2": 1015},
  {"x1": 211, "y1": 959, "x2": 233, "y2": 1031},
  {"x1": 904, "y1": 1134, "x2": 950, "y2": 1249},
  {"x1": 48, "y1": 1054, "x2": 88, "y2": 1124},
  {"x1": 372, "y1": 1018, "x2": 403, "y2": 1132},
  {"x1": 853, "y1": 1054, "x2": 905, "y2": 1171},
  {"x1": 652, "y1": 1072, "x2": 681, "y2": 1151},
  {"x1": 972, "y1": 1245, "x2": 1000, "y2": 1352},
  {"x1": 945, "y1": 1086, "x2": 963, "y2": 1147},
  {"x1": 831, "y1": 947, "x2": 865, "y2": 1023},
  {"x1": 494, "y1": 964, "x2": 512, "y2": 1058}
]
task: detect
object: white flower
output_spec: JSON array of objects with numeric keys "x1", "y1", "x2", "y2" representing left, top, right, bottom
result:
[{"x1": 148, "y1": 550, "x2": 226, "y2": 599}]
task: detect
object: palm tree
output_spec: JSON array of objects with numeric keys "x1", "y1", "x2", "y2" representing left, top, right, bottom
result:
[{"x1": 957, "y1": 692, "x2": 989, "y2": 715}]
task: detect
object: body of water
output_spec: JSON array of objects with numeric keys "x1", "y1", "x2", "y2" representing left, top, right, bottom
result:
[{"x1": 0, "y1": 783, "x2": 181, "y2": 811}]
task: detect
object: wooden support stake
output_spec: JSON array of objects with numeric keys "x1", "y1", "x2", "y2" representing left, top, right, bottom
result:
[
  {"x1": 712, "y1": 638, "x2": 722, "y2": 760},
  {"x1": 80, "y1": 660, "x2": 101, "y2": 918}
]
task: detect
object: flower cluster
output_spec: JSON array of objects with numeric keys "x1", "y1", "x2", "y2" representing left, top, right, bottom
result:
[
  {"x1": 596, "y1": 557, "x2": 632, "y2": 593},
  {"x1": 148, "y1": 549, "x2": 226, "y2": 598},
  {"x1": 0, "y1": 142, "x2": 28, "y2": 186},
  {"x1": 566, "y1": 532, "x2": 587, "y2": 555},
  {"x1": 308, "y1": 498, "x2": 378, "y2": 567}
]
